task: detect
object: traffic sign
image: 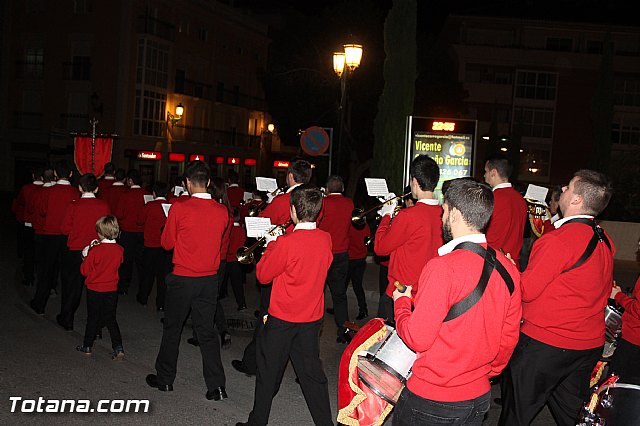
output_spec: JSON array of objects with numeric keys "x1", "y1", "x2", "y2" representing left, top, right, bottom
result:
[{"x1": 300, "y1": 126, "x2": 330, "y2": 156}]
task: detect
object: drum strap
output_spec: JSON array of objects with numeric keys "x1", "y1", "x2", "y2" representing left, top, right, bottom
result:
[
  {"x1": 560, "y1": 218, "x2": 611, "y2": 274},
  {"x1": 444, "y1": 242, "x2": 515, "y2": 322}
]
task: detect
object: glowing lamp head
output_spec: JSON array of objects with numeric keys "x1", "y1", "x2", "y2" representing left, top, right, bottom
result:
[
  {"x1": 344, "y1": 44, "x2": 363, "y2": 71},
  {"x1": 175, "y1": 103, "x2": 184, "y2": 117},
  {"x1": 333, "y1": 52, "x2": 345, "y2": 77}
]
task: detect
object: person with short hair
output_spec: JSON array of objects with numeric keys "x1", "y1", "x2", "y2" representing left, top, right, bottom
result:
[
  {"x1": 226, "y1": 169, "x2": 245, "y2": 210},
  {"x1": 392, "y1": 179, "x2": 521, "y2": 425},
  {"x1": 237, "y1": 184, "x2": 334, "y2": 426},
  {"x1": 100, "y1": 168, "x2": 127, "y2": 210},
  {"x1": 76, "y1": 215, "x2": 125, "y2": 359},
  {"x1": 499, "y1": 169, "x2": 616, "y2": 426},
  {"x1": 97, "y1": 162, "x2": 116, "y2": 194}
]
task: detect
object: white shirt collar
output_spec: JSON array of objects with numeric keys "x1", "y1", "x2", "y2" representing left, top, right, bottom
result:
[
  {"x1": 101, "y1": 238, "x2": 116, "y2": 244},
  {"x1": 228, "y1": 183, "x2": 239, "y2": 188},
  {"x1": 192, "y1": 193, "x2": 212, "y2": 199},
  {"x1": 294, "y1": 222, "x2": 316, "y2": 231},
  {"x1": 43, "y1": 182, "x2": 56, "y2": 187},
  {"x1": 493, "y1": 182, "x2": 512, "y2": 191},
  {"x1": 155, "y1": 196, "x2": 166, "y2": 200},
  {"x1": 130, "y1": 185, "x2": 141, "y2": 189},
  {"x1": 417, "y1": 198, "x2": 439, "y2": 206},
  {"x1": 550, "y1": 213, "x2": 560, "y2": 224},
  {"x1": 286, "y1": 183, "x2": 302, "y2": 194},
  {"x1": 554, "y1": 214, "x2": 594, "y2": 229},
  {"x1": 57, "y1": 179, "x2": 71, "y2": 186},
  {"x1": 33, "y1": 180, "x2": 43, "y2": 185},
  {"x1": 438, "y1": 233, "x2": 487, "y2": 256},
  {"x1": 81, "y1": 193, "x2": 96, "y2": 198},
  {"x1": 113, "y1": 182, "x2": 125, "y2": 186},
  {"x1": 233, "y1": 222, "x2": 241, "y2": 227},
  {"x1": 104, "y1": 176, "x2": 115, "y2": 180}
]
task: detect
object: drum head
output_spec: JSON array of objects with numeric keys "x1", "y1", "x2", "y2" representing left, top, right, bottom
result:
[
  {"x1": 595, "y1": 384, "x2": 640, "y2": 424},
  {"x1": 357, "y1": 358, "x2": 404, "y2": 405}
]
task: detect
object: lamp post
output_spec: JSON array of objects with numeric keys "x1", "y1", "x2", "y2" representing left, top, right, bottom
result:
[
  {"x1": 332, "y1": 43, "x2": 362, "y2": 175},
  {"x1": 162, "y1": 102, "x2": 185, "y2": 181}
]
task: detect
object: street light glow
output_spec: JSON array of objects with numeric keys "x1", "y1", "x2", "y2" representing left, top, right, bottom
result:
[
  {"x1": 333, "y1": 52, "x2": 345, "y2": 77},
  {"x1": 344, "y1": 44, "x2": 363, "y2": 70}
]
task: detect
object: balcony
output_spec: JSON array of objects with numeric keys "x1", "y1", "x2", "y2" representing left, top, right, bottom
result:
[{"x1": 137, "y1": 15, "x2": 176, "y2": 42}]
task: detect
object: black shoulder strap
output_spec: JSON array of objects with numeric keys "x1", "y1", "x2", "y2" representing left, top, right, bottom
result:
[
  {"x1": 561, "y1": 218, "x2": 612, "y2": 273},
  {"x1": 444, "y1": 242, "x2": 515, "y2": 322}
]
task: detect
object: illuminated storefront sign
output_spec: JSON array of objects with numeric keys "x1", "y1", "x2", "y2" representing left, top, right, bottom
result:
[
  {"x1": 168, "y1": 153, "x2": 185, "y2": 162},
  {"x1": 189, "y1": 154, "x2": 206, "y2": 162},
  {"x1": 137, "y1": 151, "x2": 161, "y2": 160}
]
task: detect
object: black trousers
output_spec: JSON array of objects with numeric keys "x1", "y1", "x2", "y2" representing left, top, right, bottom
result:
[
  {"x1": 247, "y1": 316, "x2": 332, "y2": 426},
  {"x1": 499, "y1": 333, "x2": 602, "y2": 426},
  {"x1": 59, "y1": 249, "x2": 84, "y2": 328},
  {"x1": 20, "y1": 225, "x2": 35, "y2": 284},
  {"x1": 376, "y1": 264, "x2": 389, "y2": 318},
  {"x1": 226, "y1": 261, "x2": 246, "y2": 308},
  {"x1": 377, "y1": 294, "x2": 395, "y2": 325},
  {"x1": 241, "y1": 283, "x2": 272, "y2": 374},
  {"x1": 32, "y1": 234, "x2": 66, "y2": 312},
  {"x1": 346, "y1": 258, "x2": 367, "y2": 311},
  {"x1": 326, "y1": 252, "x2": 349, "y2": 336},
  {"x1": 137, "y1": 246, "x2": 171, "y2": 308},
  {"x1": 118, "y1": 231, "x2": 144, "y2": 293},
  {"x1": 609, "y1": 338, "x2": 640, "y2": 385},
  {"x1": 155, "y1": 273, "x2": 225, "y2": 390},
  {"x1": 83, "y1": 289, "x2": 122, "y2": 349}
]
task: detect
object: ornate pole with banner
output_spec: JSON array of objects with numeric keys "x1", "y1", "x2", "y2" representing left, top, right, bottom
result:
[{"x1": 73, "y1": 117, "x2": 116, "y2": 177}]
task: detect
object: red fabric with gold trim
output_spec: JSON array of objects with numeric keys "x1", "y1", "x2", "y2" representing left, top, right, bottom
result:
[{"x1": 74, "y1": 136, "x2": 113, "y2": 177}]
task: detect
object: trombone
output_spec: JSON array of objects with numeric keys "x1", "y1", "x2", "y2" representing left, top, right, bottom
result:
[
  {"x1": 236, "y1": 219, "x2": 293, "y2": 264},
  {"x1": 351, "y1": 192, "x2": 411, "y2": 225},
  {"x1": 247, "y1": 187, "x2": 286, "y2": 217}
]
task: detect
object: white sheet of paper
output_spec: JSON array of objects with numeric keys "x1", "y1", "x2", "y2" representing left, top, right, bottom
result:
[
  {"x1": 243, "y1": 191, "x2": 254, "y2": 202},
  {"x1": 245, "y1": 217, "x2": 272, "y2": 238},
  {"x1": 525, "y1": 184, "x2": 549, "y2": 204},
  {"x1": 173, "y1": 185, "x2": 184, "y2": 197},
  {"x1": 162, "y1": 203, "x2": 172, "y2": 218},
  {"x1": 256, "y1": 177, "x2": 278, "y2": 192},
  {"x1": 365, "y1": 178, "x2": 390, "y2": 197},
  {"x1": 144, "y1": 194, "x2": 154, "y2": 204}
]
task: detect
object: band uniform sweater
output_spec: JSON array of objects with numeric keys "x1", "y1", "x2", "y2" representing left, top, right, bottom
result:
[
  {"x1": 374, "y1": 201, "x2": 443, "y2": 297},
  {"x1": 115, "y1": 186, "x2": 150, "y2": 233},
  {"x1": 61, "y1": 194, "x2": 111, "y2": 250},
  {"x1": 226, "y1": 223, "x2": 247, "y2": 262},
  {"x1": 260, "y1": 192, "x2": 294, "y2": 233},
  {"x1": 12, "y1": 181, "x2": 43, "y2": 224},
  {"x1": 161, "y1": 194, "x2": 229, "y2": 277},
  {"x1": 39, "y1": 180, "x2": 80, "y2": 235},
  {"x1": 486, "y1": 184, "x2": 527, "y2": 266},
  {"x1": 319, "y1": 194, "x2": 354, "y2": 254},
  {"x1": 100, "y1": 182, "x2": 127, "y2": 212},
  {"x1": 256, "y1": 225, "x2": 333, "y2": 322},
  {"x1": 395, "y1": 238, "x2": 522, "y2": 402},
  {"x1": 615, "y1": 276, "x2": 640, "y2": 346},
  {"x1": 81, "y1": 241, "x2": 124, "y2": 292},
  {"x1": 97, "y1": 176, "x2": 115, "y2": 195},
  {"x1": 29, "y1": 183, "x2": 53, "y2": 234},
  {"x1": 348, "y1": 223, "x2": 371, "y2": 260},
  {"x1": 138, "y1": 198, "x2": 167, "y2": 248},
  {"x1": 521, "y1": 218, "x2": 615, "y2": 350},
  {"x1": 226, "y1": 184, "x2": 245, "y2": 209}
]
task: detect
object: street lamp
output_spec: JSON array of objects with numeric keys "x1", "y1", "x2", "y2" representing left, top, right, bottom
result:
[
  {"x1": 167, "y1": 103, "x2": 184, "y2": 127},
  {"x1": 332, "y1": 43, "x2": 362, "y2": 175}
]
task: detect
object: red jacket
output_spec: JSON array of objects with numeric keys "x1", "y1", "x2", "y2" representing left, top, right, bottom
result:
[
  {"x1": 395, "y1": 241, "x2": 522, "y2": 402},
  {"x1": 226, "y1": 224, "x2": 247, "y2": 262},
  {"x1": 61, "y1": 195, "x2": 111, "y2": 250},
  {"x1": 138, "y1": 198, "x2": 168, "y2": 248},
  {"x1": 97, "y1": 176, "x2": 115, "y2": 195},
  {"x1": 615, "y1": 276, "x2": 640, "y2": 346},
  {"x1": 12, "y1": 182, "x2": 42, "y2": 223},
  {"x1": 486, "y1": 185, "x2": 527, "y2": 267},
  {"x1": 319, "y1": 194, "x2": 354, "y2": 254},
  {"x1": 226, "y1": 185, "x2": 245, "y2": 209},
  {"x1": 101, "y1": 183, "x2": 127, "y2": 213},
  {"x1": 39, "y1": 181, "x2": 80, "y2": 235},
  {"x1": 348, "y1": 223, "x2": 370, "y2": 260},
  {"x1": 28, "y1": 184, "x2": 51, "y2": 234},
  {"x1": 115, "y1": 186, "x2": 150, "y2": 232},
  {"x1": 259, "y1": 192, "x2": 293, "y2": 232},
  {"x1": 81, "y1": 241, "x2": 124, "y2": 292},
  {"x1": 375, "y1": 202, "x2": 443, "y2": 297},
  {"x1": 161, "y1": 195, "x2": 229, "y2": 277},
  {"x1": 257, "y1": 227, "x2": 333, "y2": 322},
  {"x1": 521, "y1": 219, "x2": 615, "y2": 349}
]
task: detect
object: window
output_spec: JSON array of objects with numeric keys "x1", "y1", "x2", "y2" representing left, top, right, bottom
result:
[
  {"x1": 515, "y1": 71, "x2": 557, "y2": 101},
  {"x1": 513, "y1": 107, "x2": 554, "y2": 138},
  {"x1": 465, "y1": 64, "x2": 512, "y2": 85},
  {"x1": 134, "y1": 38, "x2": 169, "y2": 137},
  {"x1": 519, "y1": 144, "x2": 551, "y2": 179},
  {"x1": 198, "y1": 27, "x2": 208, "y2": 42},
  {"x1": 136, "y1": 38, "x2": 169, "y2": 88},
  {"x1": 71, "y1": 56, "x2": 91, "y2": 80},
  {"x1": 586, "y1": 40, "x2": 603, "y2": 54},
  {"x1": 133, "y1": 89, "x2": 166, "y2": 137},
  {"x1": 546, "y1": 37, "x2": 573, "y2": 52},
  {"x1": 23, "y1": 47, "x2": 44, "y2": 79},
  {"x1": 611, "y1": 123, "x2": 640, "y2": 146},
  {"x1": 614, "y1": 79, "x2": 640, "y2": 107}
]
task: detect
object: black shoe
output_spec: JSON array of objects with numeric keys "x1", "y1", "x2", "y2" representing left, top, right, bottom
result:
[
  {"x1": 136, "y1": 296, "x2": 147, "y2": 306},
  {"x1": 336, "y1": 331, "x2": 352, "y2": 344},
  {"x1": 118, "y1": 289, "x2": 128, "y2": 296},
  {"x1": 237, "y1": 304, "x2": 247, "y2": 312},
  {"x1": 326, "y1": 307, "x2": 335, "y2": 315},
  {"x1": 111, "y1": 347, "x2": 125, "y2": 360},
  {"x1": 295, "y1": 377, "x2": 300, "y2": 384},
  {"x1": 231, "y1": 360, "x2": 256, "y2": 377},
  {"x1": 146, "y1": 374, "x2": 173, "y2": 391},
  {"x1": 187, "y1": 337, "x2": 200, "y2": 347},
  {"x1": 221, "y1": 332, "x2": 231, "y2": 349},
  {"x1": 76, "y1": 345, "x2": 92, "y2": 355},
  {"x1": 56, "y1": 314, "x2": 73, "y2": 331},
  {"x1": 30, "y1": 300, "x2": 44, "y2": 315},
  {"x1": 205, "y1": 386, "x2": 228, "y2": 401},
  {"x1": 356, "y1": 309, "x2": 369, "y2": 320}
]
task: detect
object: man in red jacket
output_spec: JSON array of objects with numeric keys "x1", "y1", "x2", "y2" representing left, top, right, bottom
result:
[
  {"x1": 393, "y1": 178, "x2": 522, "y2": 425},
  {"x1": 237, "y1": 184, "x2": 334, "y2": 426},
  {"x1": 58, "y1": 173, "x2": 110, "y2": 330},
  {"x1": 226, "y1": 169, "x2": 245, "y2": 210},
  {"x1": 499, "y1": 169, "x2": 615, "y2": 426},
  {"x1": 100, "y1": 168, "x2": 127, "y2": 210},
  {"x1": 610, "y1": 274, "x2": 640, "y2": 385},
  {"x1": 30, "y1": 161, "x2": 79, "y2": 315},
  {"x1": 375, "y1": 155, "x2": 443, "y2": 323},
  {"x1": 12, "y1": 167, "x2": 43, "y2": 286},
  {"x1": 115, "y1": 169, "x2": 150, "y2": 295},
  {"x1": 483, "y1": 154, "x2": 527, "y2": 268},
  {"x1": 97, "y1": 162, "x2": 116, "y2": 194},
  {"x1": 146, "y1": 161, "x2": 229, "y2": 401}
]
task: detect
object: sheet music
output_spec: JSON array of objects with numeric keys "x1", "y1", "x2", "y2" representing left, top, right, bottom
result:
[
  {"x1": 256, "y1": 177, "x2": 278, "y2": 192},
  {"x1": 245, "y1": 217, "x2": 272, "y2": 238},
  {"x1": 525, "y1": 184, "x2": 549, "y2": 204},
  {"x1": 143, "y1": 194, "x2": 154, "y2": 204},
  {"x1": 162, "y1": 203, "x2": 172, "y2": 218},
  {"x1": 243, "y1": 191, "x2": 254, "y2": 202},
  {"x1": 365, "y1": 178, "x2": 390, "y2": 197},
  {"x1": 173, "y1": 185, "x2": 184, "y2": 197}
]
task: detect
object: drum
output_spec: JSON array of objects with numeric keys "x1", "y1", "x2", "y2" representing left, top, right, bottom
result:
[
  {"x1": 357, "y1": 325, "x2": 416, "y2": 405},
  {"x1": 603, "y1": 306, "x2": 623, "y2": 359},
  {"x1": 577, "y1": 379, "x2": 640, "y2": 425}
]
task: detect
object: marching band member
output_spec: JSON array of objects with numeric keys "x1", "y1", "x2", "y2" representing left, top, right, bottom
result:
[
  {"x1": 374, "y1": 155, "x2": 443, "y2": 323},
  {"x1": 499, "y1": 170, "x2": 615, "y2": 426},
  {"x1": 97, "y1": 162, "x2": 116, "y2": 194},
  {"x1": 393, "y1": 178, "x2": 521, "y2": 425},
  {"x1": 319, "y1": 175, "x2": 355, "y2": 343},
  {"x1": 236, "y1": 184, "x2": 334, "y2": 426},
  {"x1": 12, "y1": 167, "x2": 43, "y2": 287},
  {"x1": 483, "y1": 154, "x2": 527, "y2": 268},
  {"x1": 609, "y1": 274, "x2": 640, "y2": 385},
  {"x1": 347, "y1": 221, "x2": 371, "y2": 320},
  {"x1": 99, "y1": 168, "x2": 127, "y2": 210},
  {"x1": 226, "y1": 169, "x2": 245, "y2": 210}
]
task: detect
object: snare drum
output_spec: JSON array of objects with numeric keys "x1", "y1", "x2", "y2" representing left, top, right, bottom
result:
[
  {"x1": 603, "y1": 305, "x2": 623, "y2": 359},
  {"x1": 357, "y1": 325, "x2": 416, "y2": 405},
  {"x1": 577, "y1": 378, "x2": 640, "y2": 426}
]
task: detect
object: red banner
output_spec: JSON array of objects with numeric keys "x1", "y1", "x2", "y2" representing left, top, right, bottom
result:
[{"x1": 74, "y1": 136, "x2": 113, "y2": 177}]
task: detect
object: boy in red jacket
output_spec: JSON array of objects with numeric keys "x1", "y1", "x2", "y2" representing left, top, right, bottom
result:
[
  {"x1": 237, "y1": 185, "x2": 334, "y2": 426},
  {"x1": 76, "y1": 215, "x2": 124, "y2": 359}
]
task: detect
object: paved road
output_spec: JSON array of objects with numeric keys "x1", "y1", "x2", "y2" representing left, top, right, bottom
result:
[{"x1": 1, "y1": 197, "x2": 636, "y2": 425}]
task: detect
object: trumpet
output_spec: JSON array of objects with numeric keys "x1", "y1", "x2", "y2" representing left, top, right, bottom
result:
[
  {"x1": 247, "y1": 187, "x2": 286, "y2": 217},
  {"x1": 351, "y1": 192, "x2": 411, "y2": 225},
  {"x1": 236, "y1": 219, "x2": 293, "y2": 264}
]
